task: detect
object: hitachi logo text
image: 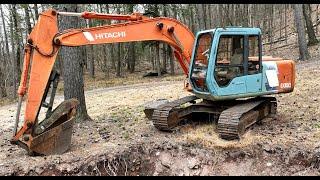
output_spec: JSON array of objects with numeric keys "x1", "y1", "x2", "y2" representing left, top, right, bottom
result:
[{"x1": 95, "y1": 32, "x2": 126, "y2": 40}]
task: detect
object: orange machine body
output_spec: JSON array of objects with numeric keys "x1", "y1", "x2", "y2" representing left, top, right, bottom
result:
[{"x1": 261, "y1": 56, "x2": 295, "y2": 93}]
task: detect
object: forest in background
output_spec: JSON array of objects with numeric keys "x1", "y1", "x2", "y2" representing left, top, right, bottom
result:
[{"x1": 0, "y1": 4, "x2": 319, "y2": 101}]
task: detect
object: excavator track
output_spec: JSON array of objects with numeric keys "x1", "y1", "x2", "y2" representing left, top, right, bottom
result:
[
  {"x1": 217, "y1": 97, "x2": 277, "y2": 140},
  {"x1": 151, "y1": 95, "x2": 199, "y2": 131},
  {"x1": 147, "y1": 96, "x2": 277, "y2": 140}
]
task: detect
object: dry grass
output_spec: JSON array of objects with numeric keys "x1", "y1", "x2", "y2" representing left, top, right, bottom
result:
[
  {"x1": 0, "y1": 98, "x2": 16, "y2": 107},
  {"x1": 180, "y1": 124, "x2": 261, "y2": 150},
  {"x1": 178, "y1": 53, "x2": 320, "y2": 151}
]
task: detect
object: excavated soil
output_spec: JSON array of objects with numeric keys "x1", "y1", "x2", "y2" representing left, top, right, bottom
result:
[{"x1": 0, "y1": 59, "x2": 320, "y2": 176}]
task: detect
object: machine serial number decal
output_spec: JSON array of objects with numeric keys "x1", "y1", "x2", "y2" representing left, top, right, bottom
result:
[{"x1": 280, "y1": 83, "x2": 291, "y2": 89}]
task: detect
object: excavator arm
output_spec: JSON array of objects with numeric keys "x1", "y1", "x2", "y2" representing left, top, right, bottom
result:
[{"x1": 11, "y1": 9, "x2": 195, "y2": 155}]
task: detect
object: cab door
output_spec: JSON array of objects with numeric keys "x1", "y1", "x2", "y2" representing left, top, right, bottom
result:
[
  {"x1": 213, "y1": 34, "x2": 247, "y2": 96},
  {"x1": 189, "y1": 32, "x2": 213, "y2": 92},
  {"x1": 245, "y1": 35, "x2": 262, "y2": 93}
]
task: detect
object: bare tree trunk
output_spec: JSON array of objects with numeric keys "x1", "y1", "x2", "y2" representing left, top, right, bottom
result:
[
  {"x1": 262, "y1": 5, "x2": 267, "y2": 41},
  {"x1": 101, "y1": 45, "x2": 109, "y2": 79},
  {"x1": 12, "y1": 4, "x2": 22, "y2": 84},
  {"x1": 116, "y1": 43, "x2": 121, "y2": 77},
  {"x1": 151, "y1": 46, "x2": 154, "y2": 70},
  {"x1": 151, "y1": 4, "x2": 161, "y2": 76},
  {"x1": 280, "y1": 6, "x2": 283, "y2": 39},
  {"x1": 285, "y1": 4, "x2": 288, "y2": 44},
  {"x1": 9, "y1": 6, "x2": 17, "y2": 99},
  {"x1": 269, "y1": 5, "x2": 274, "y2": 51},
  {"x1": 99, "y1": 4, "x2": 109, "y2": 79},
  {"x1": 155, "y1": 42, "x2": 161, "y2": 76},
  {"x1": 0, "y1": 66, "x2": 5, "y2": 98},
  {"x1": 188, "y1": 4, "x2": 195, "y2": 33},
  {"x1": 168, "y1": 46, "x2": 175, "y2": 75},
  {"x1": 52, "y1": 3, "x2": 64, "y2": 77},
  {"x1": 254, "y1": 5, "x2": 259, "y2": 27},
  {"x1": 116, "y1": 5, "x2": 121, "y2": 77},
  {"x1": 128, "y1": 43, "x2": 136, "y2": 73},
  {"x1": 293, "y1": 4, "x2": 310, "y2": 61},
  {"x1": 0, "y1": 4, "x2": 10, "y2": 60},
  {"x1": 202, "y1": 4, "x2": 207, "y2": 29},
  {"x1": 88, "y1": 19, "x2": 95, "y2": 78},
  {"x1": 162, "y1": 44, "x2": 167, "y2": 72},
  {"x1": 316, "y1": 5, "x2": 319, "y2": 34},
  {"x1": 196, "y1": 4, "x2": 205, "y2": 30},
  {"x1": 162, "y1": 5, "x2": 168, "y2": 73},
  {"x1": 127, "y1": 4, "x2": 136, "y2": 73},
  {"x1": 0, "y1": 37, "x2": 4, "y2": 59},
  {"x1": 33, "y1": 4, "x2": 39, "y2": 20},
  {"x1": 77, "y1": 4, "x2": 87, "y2": 78},
  {"x1": 303, "y1": 4, "x2": 319, "y2": 46},
  {"x1": 58, "y1": 4, "x2": 90, "y2": 122},
  {"x1": 0, "y1": 70, "x2": 5, "y2": 98},
  {"x1": 103, "y1": 4, "x2": 115, "y2": 70},
  {"x1": 23, "y1": 5, "x2": 32, "y2": 35},
  {"x1": 248, "y1": 4, "x2": 251, "y2": 26},
  {"x1": 207, "y1": 4, "x2": 212, "y2": 28},
  {"x1": 218, "y1": 4, "x2": 224, "y2": 27},
  {"x1": 0, "y1": 37, "x2": 6, "y2": 97},
  {"x1": 0, "y1": 5, "x2": 11, "y2": 82},
  {"x1": 243, "y1": 4, "x2": 249, "y2": 27}
]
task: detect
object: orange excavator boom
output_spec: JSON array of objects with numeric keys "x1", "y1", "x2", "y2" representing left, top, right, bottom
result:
[
  {"x1": 59, "y1": 11, "x2": 148, "y2": 21},
  {"x1": 11, "y1": 9, "x2": 195, "y2": 155}
]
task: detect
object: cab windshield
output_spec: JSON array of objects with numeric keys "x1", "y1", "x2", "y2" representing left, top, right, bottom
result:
[{"x1": 190, "y1": 32, "x2": 213, "y2": 92}]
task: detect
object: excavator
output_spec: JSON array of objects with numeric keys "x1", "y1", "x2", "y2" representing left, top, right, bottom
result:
[{"x1": 11, "y1": 9, "x2": 295, "y2": 156}]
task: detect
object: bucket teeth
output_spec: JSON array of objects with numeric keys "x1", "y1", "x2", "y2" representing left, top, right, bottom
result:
[{"x1": 34, "y1": 99, "x2": 79, "y2": 135}]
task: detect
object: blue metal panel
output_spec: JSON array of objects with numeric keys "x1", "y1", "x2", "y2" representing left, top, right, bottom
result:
[
  {"x1": 216, "y1": 76, "x2": 247, "y2": 95},
  {"x1": 246, "y1": 73, "x2": 262, "y2": 93}
]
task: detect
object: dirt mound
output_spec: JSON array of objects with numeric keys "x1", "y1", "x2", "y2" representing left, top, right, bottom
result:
[{"x1": 2, "y1": 140, "x2": 319, "y2": 176}]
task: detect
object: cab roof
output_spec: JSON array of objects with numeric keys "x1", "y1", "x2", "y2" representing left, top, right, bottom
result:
[{"x1": 197, "y1": 27, "x2": 262, "y2": 36}]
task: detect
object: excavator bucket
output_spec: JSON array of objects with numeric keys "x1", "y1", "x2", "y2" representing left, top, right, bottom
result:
[
  {"x1": 30, "y1": 117, "x2": 75, "y2": 155},
  {"x1": 29, "y1": 99, "x2": 79, "y2": 155}
]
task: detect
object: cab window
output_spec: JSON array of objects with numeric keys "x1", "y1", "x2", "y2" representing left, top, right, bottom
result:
[
  {"x1": 190, "y1": 32, "x2": 213, "y2": 91},
  {"x1": 214, "y1": 35, "x2": 244, "y2": 87},
  {"x1": 248, "y1": 35, "x2": 261, "y2": 75}
]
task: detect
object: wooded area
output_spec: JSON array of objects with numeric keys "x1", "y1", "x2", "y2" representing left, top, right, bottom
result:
[
  {"x1": 0, "y1": 4, "x2": 319, "y2": 100},
  {"x1": 1, "y1": 4, "x2": 320, "y2": 176}
]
